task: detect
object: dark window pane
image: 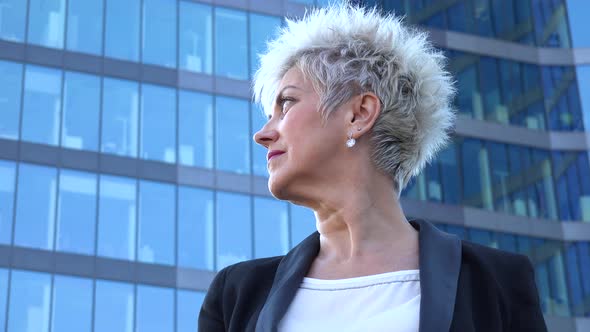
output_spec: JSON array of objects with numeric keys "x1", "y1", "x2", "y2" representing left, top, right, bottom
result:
[
  {"x1": 94, "y1": 280, "x2": 134, "y2": 332},
  {"x1": 468, "y1": 229, "x2": 497, "y2": 248},
  {"x1": 565, "y1": 244, "x2": 584, "y2": 316},
  {"x1": 0, "y1": 60, "x2": 22, "y2": 140},
  {"x1": 497, "y1": 233, "x2": 516, "y2": 252},
  {"x1": 0, "y1": 160, "x2": 15, "y2": 245},
  {"x1": 425, "y1": 160, "x2": 442, "y2": 202},
  {"x1": 51, "y1": 275, "x2": 93, "y2": 332},
  {"x1": 488, "y1": 142, "x2": 511, "y2": 213},
  {"x1": 62, "y1": 71, "x2": 100, "y2": 151},
  {"x1": 216, "y1": 192, "x2": 252, "y2": 270},
  {"x1": 0, "y1": 0, "x2": 27, "y2": 42},
  {"x1": 27, "y1": 0, "x2": 66, "y2": 48},
  {"x1": 215, "y1": 96, "x2": 250, "y2": 174},
  {"x1": 177, "y1": 290, "x2": 205, "y2": 332},
  {"x1": 254, "y1": 197, "x2": 289, "y2": 258},
  {"x1": 178, "y1": 186, "x2": 214, "y2": 270},
  {"x1": 105, "y1": 0, "x2": 140, "y2": 61},
  {"x1": 66, "y1": 0, "x2": 103, "y2": 54},
  {"x1": 140, "y1": 84, "x2": 176, "y2": 163},
  {"x1": 142, "y1": 0, "x2": 176, "y2": 68},
  {"x1": 138, "y1": 180, "x2": 175, "y2": 265},
  {"x1": 101, "y1": 78, "x2": 139, "y2": 157},
  {"x1": 249, "y1": 13, "x2": 281, "y2": 78},
  {"x1": 178, "y1": 90, "x2": 213, "y2": 168},
  {"x1": 547, "y1": 246, "x2": 570, "y2": 315},
  {"x1": 214, "y1": 8, "x2": 247, "y2": 79},
  {"x1": 478, "y1": 57, "x2": 504, "y2": 123},
  {"x1": 290, "y1": 204, "x2": 316, "y2": 246},
  {"x1": 577, "y1": 153, "x2": 590, "y2": 221},
  {"x1": 179, "y1": 1, "x2": 212, "y2": 74},
  {"x1": 461, "y1": 139, "x2": 492, "y2": 209},
  {"x1": 439, "y1": 141, "x2": 460, "y2": 204},
  {"x1": 8, "y1": 270, "x2": 51, "y2": 332},
  {"x1": 136, "y1": 285, "x2": 174, "y2": 332},
  {"x1": 530, "y1": 149, "x2": 558, "y2": 219}
]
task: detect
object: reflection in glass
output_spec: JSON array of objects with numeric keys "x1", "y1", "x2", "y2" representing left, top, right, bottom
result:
[
  {"x1": 8, "y1": 270, "x2": 51, "y2": 332},
  {"x1": 14, "y1": 163, "x2": 57, "y2": 250},
  {"x1": 438, "y1": 141, "x2": 460, "y2": 204},
  {"x1": 56, "y1": 169, "x2": 96, "y2": 255},
  {"x1": 290, "y1": 204, "x2": 316, "y2": 247},
  {"x1": 94, "y1": 280, "x2": 134, "y2": 332},
  {"x1": 28, "y1": 0, "x2": 66, "y2": 48},
  {"x1": 62, "y1": 71, "x2": 100, "y2": 151},
  {"x1": 21, "y1": 65, "x2": 62, "y2": 145},
  {"x1": 101, "y1": 78, "x2": 139, "y2": 157},
  {"x1": 136, "y1": 285, "x2": 174, "y2": 332},
  {"x1": 66, "y1": 0, "x2": 103, "y2": 54},
  {"x1": 105, "y1": 0, "x2": 140, "y2": 61},
  {"x1": 254, "y1": 197, "x2": 289, "y2": 258},
  {"x1": 461, "y1": 139, "x2": 492, "y2": 210},
  {"x1": 177, "y1": 290, "x2": 206, "y2": 332},
  {"x1": 51, "y1": 275, "x2": 93, "y2": 332},
  {"x1": 0, "y1": 160, "x2": 15, "y2": 245},
  {"x1": 216, "y1": 96, "x2": 250, "y2": 174},
  {"x1": 0, "y1": 0, "x2": 27, "y2": 42},
  {"x1": 138, "y1": 180, "x2": 175, "y2": 265},
  {"x1": 97, "y1": 175, "x2": 136, "y2": 260},
  {"x1": 178, "y1": 186, "x2": 214, "y2": 270},
  {"x1": 142, "y1": 0, "x2": 176, "y2": 68},
  {"x1": 140, "y1": 84, "x2": 176, "y2": 163},
  {"x1": 251, "y1": 103, "x2": 268, "y2": 177},
  {"x1": 215, "y1": 8, "x2": 247, "y2": 79},
  {"x1": 249, "y1": 13, "x2": 281, "y2": 78},
  {"x1": 179, "y1": 1, "x2": 212, "y2": 74},
  {"x1": 0, "y1": 268, "x2": 6, "y2": 329},
  {"x1": 0, "y1": 60, "x2": 22, "y2": 139},
  {"x1": 179, "y1": 90, "x2": 213, "y2": 168},
  {"x1": 216, "y1": 192, "x2": 252, "y2": 270}
]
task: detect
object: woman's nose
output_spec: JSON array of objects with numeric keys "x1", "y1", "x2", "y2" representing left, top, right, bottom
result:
[{"x1": 253, "y1": 126, "x2": 279, "y2": 149}]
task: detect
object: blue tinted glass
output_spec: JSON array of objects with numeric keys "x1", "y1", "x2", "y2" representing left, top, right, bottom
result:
[
  {"x1": 66, "y1": 0, "x2": 103, "y2": 54},
  {"x1": 142, "y1": 0, "x2": 176, "y2": 68},
  {"x1": 8, "y1": 270, "x2": 51, "y2": 332},
  {"x1": 577, "y1": 243, "x2": 590, "y2": 298},
  {"x1": 454, "y1": 63, "x2": 479, "y2": 119},
  {"x1": 177, "y1": 290, "x2": 206, "y2": 332},
  {"x1": 249, "y1": 13, "x2": 281, "y2": 78},
  {"x1": 138, "y1": 180, "x2": 175, "y2": 265},
  {"x1": 531, "y1": 149, "x2": 558, "y2": 219},
  {"x1": 447, "y1": 2, "x2": 467, "y2": 32},
  {"x1": 577, "y1": 66, "x2": 590, "y2": 131},
  {"x1": 105, "y1": 0, "x2": 140, "y2": 61},
  {"x1": 488, "y1": 142, "x2": 511, "y2": 213},
  {"x1": 0, "y1": 0, "x2": 26, "y2": 42},
  {"x1": 136, "y1": 285, "x2": 174, "y2": 332},
  {"x1": 425, "y1": 161, "x2": 442, "y2": 202},
  {"x1": 567, "y1": 0, "x2": 590, "y2": 47},
  {"x1": 0, "y1": 160, "x2": 15, "y2": 244},
  {"x1": 51, "y1": 275, "x2": 93, "y2": 332},
  {"x1": 461, "y1": 139, "x2": 489, "y2": 209},
  {"x1": 0, "y1": 268, "x2": 6, "y2": 328},
  {"x1": 254, "y1": 197, "x2": 289, "y2": 258},
  {"x1": 445, "y1": 225, "x2": 467, "y2": 240},
  {"x1": 577, "y1": 153, "x2": 590, "y2": 222},
  {"x1": 216, "y1": 97, "x2": 250, "y2": 174},
  {"x1": 28, "y1": 0, "x2": 66, "y2": 48},
  {"x1": 140, "y1": 84, "x2": 176, "y2": 163},
  {"x1": 179, "y1": 1, "x2": 212, "y2": 74},
  {"x1": 62, "y1": 71, "x2": 100, "y2": 151},
  {"x1": 290, "y1": 204, "x2": 316, "y2": 246},
  {"x1": 214, "y1": 8, "x2": 247, "y2": 79},
  {"x1": 251, "y1": 103, "x2": 268, "y2": 177},
  {"x1": 101, "y1": 78, "x2": 139, "y2": 157},
  {"x1": 478, "y1": 57, "x2": 504, "y2": 123},
  {"x1": 548, "y1": 249, "x2": 570, "y2": 315},
  {"x1": 178, "y1": 90, "x2": 213, "y2": 168},
  {"x1": 178, "y1": 186, "x2": 214, "y2": 270},
  {"x1": 98, "y1": 175, "x2": 136, "y2": 260},
  {"x1": 469, "y1": 229, "x2": 497, "y2": 248},
  {"x1": 14, "y1": 163, "x2": 57, "y2": 250},
  {"x1": 565, "y1": 244, "x2": 583, "y2": 316},
  {"x1": 497, "y1": 233, "x2": 517, "y2": 252},
  {"x1": 94, "y1": 280, "x2": 134, "y2": 332},
  {"x1": 0, "y1": 60, "x2": 22, "y2": 139},
  {"x1": 216, "y1": 192, "x2": 252, "y2": 270},
  {"x1": 56, "y1": 169, "x2": 96, "y2": 255},
  {"x1": 439, "y1": 142, "x2": 460, "y2": 204},
  {"x1": 21, "y1": 65, "x2": 62, "y2": 145}
]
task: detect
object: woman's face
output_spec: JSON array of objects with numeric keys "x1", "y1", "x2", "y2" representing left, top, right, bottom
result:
[{"x1": 254, "y1": 67, "x2": 352, "y2": 202}]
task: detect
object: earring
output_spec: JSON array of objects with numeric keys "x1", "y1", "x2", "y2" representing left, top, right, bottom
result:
[{"x1": 346, "y1": 131, "x2": 356, "y2": 148}]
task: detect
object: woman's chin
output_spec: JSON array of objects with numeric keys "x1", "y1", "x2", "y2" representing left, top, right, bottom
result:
[{"x1": 267, "y1": 173, "x2": 291, "y2": 200}]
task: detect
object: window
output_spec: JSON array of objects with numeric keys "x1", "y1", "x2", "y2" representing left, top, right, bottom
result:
[
  {"x1": 21, "y1": 65, "x2": 62, "y2": 145},
  {"x1": 251, "y1": 103, "x2": 268, "y2": 177},
  {"x1": 214, "y1": 8, "x2": 247, "y2": 79},
  {"x1": 290, "y1": 204, "x2": 316, "y2": 247},
  {"x1": 0, "y1": 160, "x2": 15, "y2": 245},
  {"x1": 56, "y1": 169, "x2": 96, "y2": 255},
  {"x1": 101, "y1": 78, "x2": 139, "y2": 157},
  {"x1": 8, "y1": 270, "x2": 51, "y2": 332},
  {"x1": 138, "y1": 180, "x2": 175, "y2": 265},
  {"x1": 216, "y1": 192, "x2": 252, "y2": 270},
  {"x1": 508, "y1": 145, "x2": 529, "y2": 216},
  {"x1": 216, "y1": 96, "x2": 250, "y2": 174},
  {"x1": 0, "y1": 268, "x2": 6, "y2": 329},
  {"x1": 136, "y1": 285, "x2": 174, "y2": 332},
  {"x1": 51, "y1": 275, "x2": 93, "y2": 332},
  {"x1": 565, "y1": 244, "x2": 584, "y2": 316},
  {"x1": 468, "y1": 229, "x2": 497, "y2": 248},
  {"x1": 142, "y1": 0, "x2": 176, "y2": 67},
  {"x1": 94, "y1": 280, "x2": 134, "y2": 332},
  {"x1": 254, "y1": 197, "x2": 289, "y2": 258},
  {"x1": 568, "y1": 0, "x2": 590, "y2": 47},
  {"x1": 249, "y1": 13, "x2": 281, "y2": 78},
  {"x1": 0, "y1": 60, "x2": 22, "y2": 140},
  {"x1": 178, "y1": 90, "x2": 213, "y2": 168},
  {"x1": 488, "y1": 142, "x2": 510, "y2": 213},
  {"x1": 97, "y1": 175, "x2": 136, "y2": 261},
  {"x1": 478, "y1": 57, "x2": 504, "y2": 123},
  {"x1": 140, "y1": 84, "x2": 176, "y2": 163},
  {"x1": 62, "y1": 71, "x2": 100, "y2": 151},
  {"x1": 439, "y1": 141, "x2": 460, "y2": 204},
  {"x1": 461, "y1": 139, "x2": 492, "y2": 210},
  {"x1": 179, "y1": 1, "x2": 212, "y2": 74},
  {"x1": 178, "y1": 186, "x2": 214, "y2": 270},
  {"x1": 424, "y1": 160, "x2": 442, "y2": 202},
  {"x1": 105, "y1": 0, "x2": 140, "y2": 61},
  {"x1": 66, "y1": 0, "x2": 103, "y2": 54},
  {"x1": 27, "y1": 0, "x2": 66, "y2": 49},
  {"x1": 0, "y1": 0, "x2": 27, "y2": 42},
  {"x1": 548, "y1": 247, "x2": 570, "y2": 315},
  {"x1": 530, "y1": 149, "x2": 558, "y2": 220},
  {"x1": 177, "y1": 290, "x2": 206, "y2": 332},
  {"x1": 14, "y1": 163, "x2": 57, "y2": 250},
  {"x1": 497, "y1": 233, "x2": 517, "y2": 253},
  {"x1": 577, "y1": 153, "x2": 590, "y2": 222}
]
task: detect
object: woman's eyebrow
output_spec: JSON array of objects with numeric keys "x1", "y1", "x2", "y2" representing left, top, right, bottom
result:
[{"x1": 274, "y1": 85, "x2": 301, "y2": 104}]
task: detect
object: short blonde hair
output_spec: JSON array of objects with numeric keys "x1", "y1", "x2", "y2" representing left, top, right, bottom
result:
[{"x1": 253, "y1": 3, "x2": 456, "y2": 192}]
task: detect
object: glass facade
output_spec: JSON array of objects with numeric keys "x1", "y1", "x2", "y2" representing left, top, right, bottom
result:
[{"x1": 0, "y1": 0, "x2": 589, "y2": 330}]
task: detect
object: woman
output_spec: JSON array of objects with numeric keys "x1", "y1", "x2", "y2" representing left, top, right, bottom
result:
[{"x1": 199, "y1": 4, "x2": 547, "y2": 332}]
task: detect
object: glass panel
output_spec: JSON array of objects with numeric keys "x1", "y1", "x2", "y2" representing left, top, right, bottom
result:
[
  {"x1": 576, "y1": 243, "x2": 590, "y2": 314},
  {"x1": 94, "y1": 280, "x2": 134, "y2": 332},
  {"x1": 577, "y1": 66, "x2": 590, "y2": 131},
  {"x1": 0, "y1": 160, "x2": 15, "y2": 244},
  {"x1": 548, "y1": 247, "x2": 570, "y2": 315},
  {"x1": 51, "y1": 275, "x2": 93, "y2": 332},
  {"x1": 567, "y1": 0, "x2": 590, "y2": 47},
  {"x1": 565, "y1": 244, "x2": 584, "y2": 316},
  {"x1": 290, "y1": 204, "x2": 316, "y2": 247},
  {"x1": 21, "y1": 65, "x2": 62, "y2": 145},
  {"x1": 251, "y1": 103, "x2": 268, "y2": 177},
  {"x1": 140, "y1": 84, "x2": 176, "y2": 163},
  {"x1": 27, "y1": 0, "x2": 66, "y2": 48},
  {"x1": 439, "y1": 141, "x2": 460, "y2": 204},
  {"x1": 254, "y1": 197, "x2": 289, "y2": 258},
  {"x1": 497, "y1": 233, "x2": 517, "y2": 252},
  {"x1": 216, "y1": 191, "x2": 252, "y2": 270},
  {"x1": 14, "y1": 163, "x2": 57, "y2": 250},
  {"x1": 478, "y1": 57, "x2": 504, "y2": 123},
  {"x1": 214, "y1": 8, "x2": 247, "y2": 80},
  {"x1": 8, "y1": 270, "x2": 51, "y2": 332},
  {"x1": 66, "y1": 0, "x2": 103, "y2": 54},
  {"x1": 249, "y1": 13, "x2": 281, "y2": 78},
  {"x1": 101, "y1": 78, "x2": 139, "y2": 157},
  {"x1": 530, "y1": 149, "x2": 558, "y2": 219},
  {"x1": 56, "y1": 169, "x2": 96, "y2": 255},
  {"x1": 104, "y1": 0, "x2": 140, "y2": 61},
  {"x1": 62, "y1": 71, "x2": 100, "y2": 151},
  {"x1": 488, "y1": 142, "x2": 511, "y2": 213},
  {"x1": 0, "y1": 268, "x2": 6, "y2": 329},
  {"x1": 136, "y1": 285, "x2": 174, "y2": 332},
  {"x1": 138, "y1": 180, "x2": 175, "y2": 265},
  {"x1": 177, "y1": 290, "x2": 206, "y2": 332},
  {"x1": 468, "y1": 229, "x2": 497, "y2": 248},
  {"x1": 508, "y1": 145, "x2": 529, "y2": 217},
  {"x1": 0, "y1": 0, "x2": 27, "y2": 42},
  {"x1": 577, "y1": 153, "x2": 590, "y2": 222},
  {"x1": 445, "y1": 225, "x2": 467, "y2": 240},
  {"x1": 178, "y1": 186, "x2": 214, "y2": 270},
  {"x1": 461, "y1": 139, "x2": 492, "y2": 210},
  {"x1": 216, "y1": 96, "x2": 250, "y2": 174},
  {"x1": 178, "y1": 90, "x2": 213, "y2": 168},
  {"x1": 142, "y1": 0, "x2": 176, "y2": 68},
  {"x1": 0, "y1": 60, "x2": 22, "y2": 140},
  {"x1": 179, "y1": 1, "x2": 212, "y2": 74},
  {"x1": 97, "y1": 175, "x2": 136, "y2": 261},
  {"x1": 424, "y1": 161, "x2": 442, "y2": 202}
]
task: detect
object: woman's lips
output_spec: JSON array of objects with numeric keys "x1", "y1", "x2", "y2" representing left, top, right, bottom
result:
[{"x1": 267, "y1": 151, "x2": 285, "y2": 161}]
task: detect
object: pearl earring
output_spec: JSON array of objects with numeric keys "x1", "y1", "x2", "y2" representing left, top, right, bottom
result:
[{"x1": 346, "y1": 130, "x2": 357, "y2": 148}]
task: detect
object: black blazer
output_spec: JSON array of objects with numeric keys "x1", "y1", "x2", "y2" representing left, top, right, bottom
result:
[{"x1": 199, "y1": 219, "x2": 548, "y2": 331}]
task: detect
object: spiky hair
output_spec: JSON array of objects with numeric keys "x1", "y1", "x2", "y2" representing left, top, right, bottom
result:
[{"x1": 252, "y1": 3, "x2": 456, "y2": 193}]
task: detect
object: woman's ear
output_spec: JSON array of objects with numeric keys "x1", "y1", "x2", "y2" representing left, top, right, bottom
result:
[{"x1": 351, "y1": 92, "x2": 381, "y2": 136}]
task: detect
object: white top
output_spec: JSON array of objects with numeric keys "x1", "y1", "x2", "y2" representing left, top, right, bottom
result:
[{"x1": 278, "y1": 269, "x2": 421, "y2": 332}]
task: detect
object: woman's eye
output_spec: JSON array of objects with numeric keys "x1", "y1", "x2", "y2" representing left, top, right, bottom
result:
[{"x1": 280, "y1": 98, "x2": 294, "y2": 113}]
